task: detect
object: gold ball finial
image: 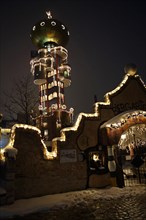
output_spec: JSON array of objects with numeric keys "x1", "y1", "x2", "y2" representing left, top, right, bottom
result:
[{"x1": 124, "y1": 63, "x2": 137, "y2": 76}]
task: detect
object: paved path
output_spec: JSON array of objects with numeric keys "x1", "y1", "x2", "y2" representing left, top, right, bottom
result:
[
  {"x1": 1, "y1": 186, "x2": 146, "y2": 220},
  {"x1": 20, "y1": 193, "x2": 146, "y2": 220}
]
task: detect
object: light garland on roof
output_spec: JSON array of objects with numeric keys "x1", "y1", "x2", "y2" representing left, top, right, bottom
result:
[
  {"x1": 94, "y1": 73, "x2": 146, "y2": 115},
  {"x1": 94, "y1": 102, "x2": 110, "y2": 114},
  {"x1": 104, "y1": 74, "x2": 129, "y2": 103},
  {"x1": 52, "y1": 112, "x2": 98, "y2": 143},
  {"x1": 52, "y1": 73, "x2": 146, "y2": 145},
  {"x1": 0, "y1": 124, "x2": 57, "y2": 161},
  {"x1": 104, "y1": 74, "x2": 146, "y2": 104}
]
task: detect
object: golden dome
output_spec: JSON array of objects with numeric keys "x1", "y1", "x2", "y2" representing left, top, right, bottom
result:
[{"x1": 30, "y1": 12, "x2": 70, "y2": 48}]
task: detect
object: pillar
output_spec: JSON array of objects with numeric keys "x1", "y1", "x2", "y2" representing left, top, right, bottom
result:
[{"x1": 107, "y1": 145, "x2": 117, "y2": 186}]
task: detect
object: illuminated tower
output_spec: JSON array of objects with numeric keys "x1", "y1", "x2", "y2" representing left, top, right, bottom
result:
[{"x1": 30, "y1": 12, "x2": 74, "y2": 143}]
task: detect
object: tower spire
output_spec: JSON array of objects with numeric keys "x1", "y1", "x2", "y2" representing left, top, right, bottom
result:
[{"x1": 46, "y1": 11, "x2": 52, "y2": 19}]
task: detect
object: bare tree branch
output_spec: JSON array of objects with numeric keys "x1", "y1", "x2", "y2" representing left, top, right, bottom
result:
[{"x1": 3, "y1": 74, "x2": 39, "y2": 124}]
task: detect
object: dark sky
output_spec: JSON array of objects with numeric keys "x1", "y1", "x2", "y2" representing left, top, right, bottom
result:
[{"x1": 0, "y1": 0, "x2": 146, "y2": 118}]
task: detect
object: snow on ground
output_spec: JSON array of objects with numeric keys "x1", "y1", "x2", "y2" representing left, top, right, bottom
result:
[{"x1": 0, "y1": 186, "x2": 145, "y2": 219}]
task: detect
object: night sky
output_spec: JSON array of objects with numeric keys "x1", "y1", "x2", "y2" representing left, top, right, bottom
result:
[{"x1": 0, "y1": 0, "x2": 146, "y2": 118}]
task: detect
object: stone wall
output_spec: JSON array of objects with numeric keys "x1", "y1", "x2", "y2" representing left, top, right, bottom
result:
[{"x1": 14, "y1": 128, "x2": 87, "y2": 199}]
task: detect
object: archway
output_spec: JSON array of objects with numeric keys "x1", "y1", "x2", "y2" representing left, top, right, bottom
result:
[
  {"x1": 99, "y1": 110, "x2": 146, "y2": 187},
  {"x1": 100, "y1": 110, "x2": 146, "y2": 146}
]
